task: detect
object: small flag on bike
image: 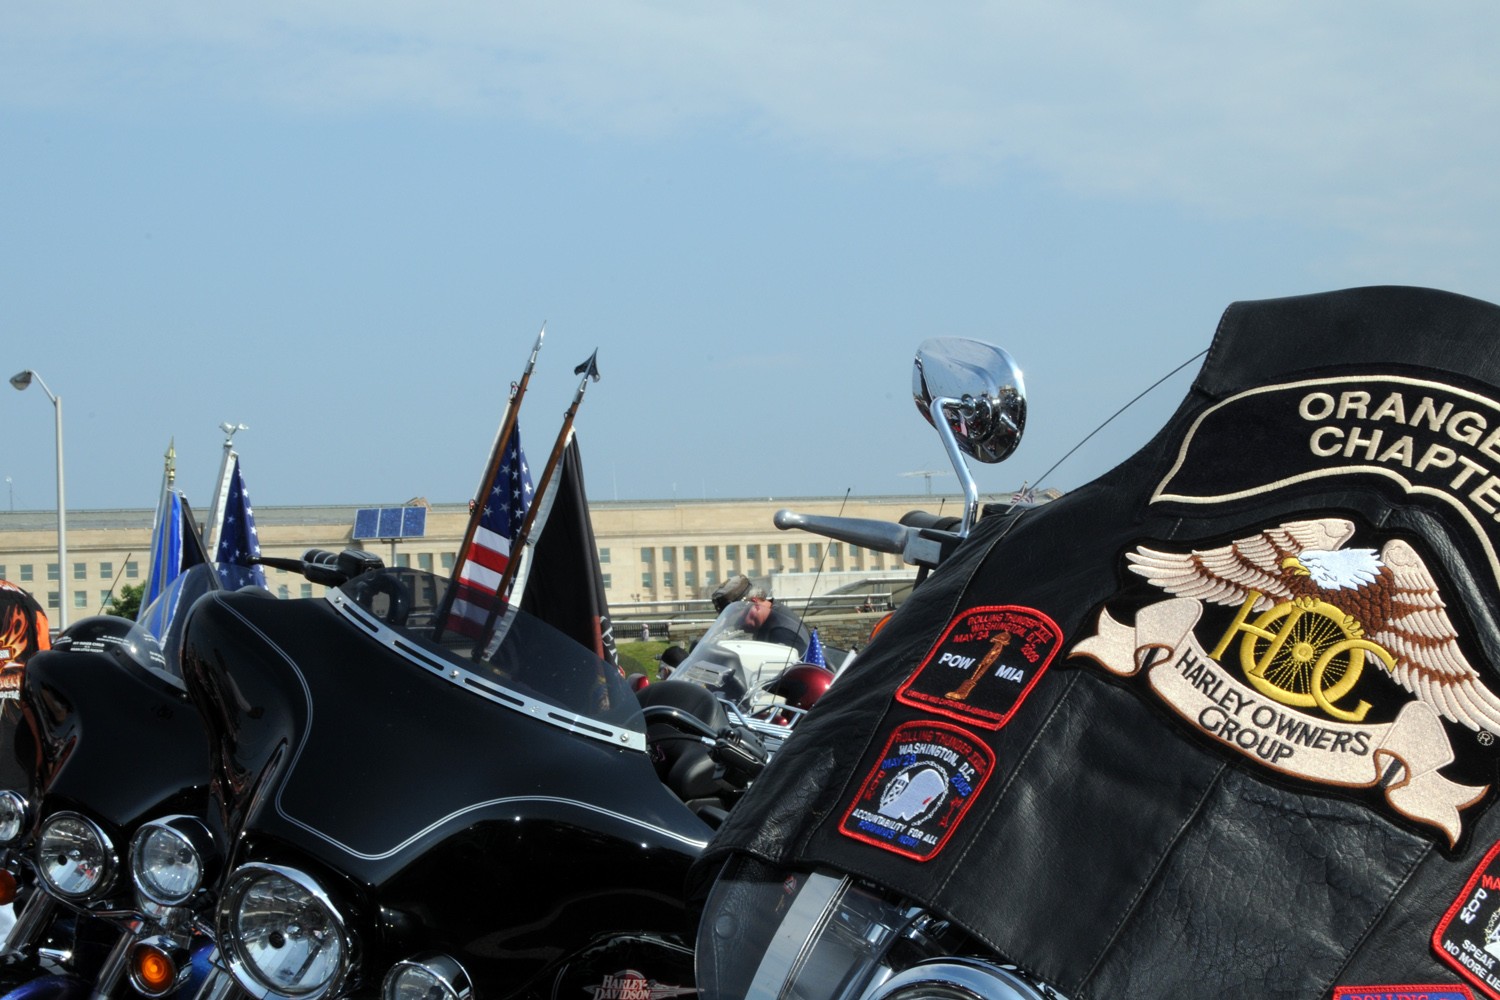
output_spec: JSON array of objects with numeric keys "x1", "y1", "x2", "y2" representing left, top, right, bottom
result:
[
  {"x1": 214, "y1": 456, "x2": 267, "y2": 588},
  {"x1": 444, "y1": 425, "x2": 534, "y2": 638},
  {"x1": 805, "y1": 628, "x2": 827, "y2": 668},
  {"x1": 1010, "y1": 482, "x2": 1036, "y2": 506}
]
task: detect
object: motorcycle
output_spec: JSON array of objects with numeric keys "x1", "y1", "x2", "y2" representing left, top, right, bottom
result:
[
  {"x1": 694, "y1": 286, "x2": 1500, "y2": 999},
  {"x1": 665, "y1": 593, "x2": 838, "y2": 756},
  {"x1": 172, "y1": 548, "x2": 768, "y2": 1000},
  {"x1": 0, "y1": 562, "x2": 264, "y2": 1000}
]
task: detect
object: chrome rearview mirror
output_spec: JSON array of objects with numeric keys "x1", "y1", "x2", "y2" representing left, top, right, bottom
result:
[{"x1": 913, "y1": 338, "x2": 1027, "y2": 535}]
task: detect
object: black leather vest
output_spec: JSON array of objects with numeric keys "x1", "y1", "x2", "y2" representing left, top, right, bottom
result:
[{"x1": 701, "y1": 286, "x2": 1500, "y2": 999}]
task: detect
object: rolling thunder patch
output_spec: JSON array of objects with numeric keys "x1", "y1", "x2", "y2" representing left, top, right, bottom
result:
[
  {"x1": 839, "y1": 720, "x2": 994, "y2": 861},
  {"x1": 895, "y1": 605, "x2": 1061, "y2": 729}
]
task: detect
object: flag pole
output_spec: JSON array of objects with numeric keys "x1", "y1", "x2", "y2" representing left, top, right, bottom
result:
[
  {"x1": 474, "y1": 350, "x2": 600, "y2": 656},
  {"x1": 432, "y1": 323, "x2": 545, "y2": 639}
]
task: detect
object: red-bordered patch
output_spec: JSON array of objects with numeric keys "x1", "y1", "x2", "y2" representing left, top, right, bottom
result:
[
  {"x1": 894, "y1": 605, "x2": 1061, "y2": 729},
  {"x1": 1333, "y1": 987, "x2": 1474, "y2": 999},
  {"x1": 1433, "y1": 839, "x2": 1500, "y2": 998},
  {"x1": 838, "y1": 720, "x2": 994, "y2": 861}
]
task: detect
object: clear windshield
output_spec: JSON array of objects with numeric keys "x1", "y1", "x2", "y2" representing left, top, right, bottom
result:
[
  {"x1": 137, "y1": 563, "x2": 267, "y2": 683},
  {"x1": 334, "y1": 567, "x2": 643, "y2": 735},
  {"x1": 670, "y1": 599, "x2": 811, "y2": 707}
]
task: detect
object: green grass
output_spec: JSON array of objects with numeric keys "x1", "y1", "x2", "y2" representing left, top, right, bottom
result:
[{"x1": 617, "y1": 640, "x2": 673, "y2": 680}]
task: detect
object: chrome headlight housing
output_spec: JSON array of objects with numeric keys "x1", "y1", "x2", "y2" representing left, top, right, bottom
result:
[
  {"x1": 130, "y1": 816, "x2": 216, "y2": 906},
  {"x1": 218, "y1": 863, "x2": 353, "y2": 1000},
  {"x1": 36, "y1": 811, "x2": 116, "y2": 898},
  {"x1": 383, "y1": 954, "x2": 472, "y2": 1000},
  {"x1": 0, "y1": 790, "x2": 31, "y2": 845}
]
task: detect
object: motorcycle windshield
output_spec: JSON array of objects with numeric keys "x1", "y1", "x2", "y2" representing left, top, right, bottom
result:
[
  {"x1": 332, "y1": 567, "x2": 643, "y2": 738},
  {"x1": 132, "y1": 562, "x2": 265, "y2": 685},
  {"x1": 670, "y1": 599, "x2": 811, "y2": 705}
]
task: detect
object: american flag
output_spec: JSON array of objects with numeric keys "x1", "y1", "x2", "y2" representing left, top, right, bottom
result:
[
  {"x1": 444, "y1": 426, "x2": 533, "y2": 637},
  {"x1": 804, "y1": 627, "x2": 827, "y2": 668},
  {"x1": 1010, "y1": 482, "x2": 1037, "y2": 506},
  {"x1": 215, "y1": 457, "x2": 267, "y2": 588}
]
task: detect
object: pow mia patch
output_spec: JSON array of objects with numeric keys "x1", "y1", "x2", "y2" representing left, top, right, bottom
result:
[
  {"x1": 895, "y1": 605, "x2": 1061, "y2": 729},
  {"x1": 1434, "y1": 839, "x2": 1500, "y2": 999},
  {"x1": 838, "y1": 720, "x2": 994, "y2": 861}
]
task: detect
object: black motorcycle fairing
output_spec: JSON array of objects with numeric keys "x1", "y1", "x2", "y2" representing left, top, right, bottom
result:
[
  {"x1": 20, "y1": 633, "x2": 211, "y2": 835},
  {"x1": 700, "y1": 286, "x2": 1500, "y2": 998},
  {"x1": 183, "y1": 583, "x2": 712, "y2": 991}
]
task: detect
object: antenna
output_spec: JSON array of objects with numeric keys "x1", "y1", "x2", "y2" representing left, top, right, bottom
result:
[{"x1": 899, "y1": 470, "x2": 951, "y2": 495}]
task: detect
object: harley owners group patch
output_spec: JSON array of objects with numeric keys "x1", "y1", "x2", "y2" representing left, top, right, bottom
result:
[
  {"x1": 894, "y1": 605, "x2": 1061, "y2": 729},
  {"x1": 839, "y1": 720, "x2": 994, "y2": 861},
  {"x1": 1074, "y1": 517, "x2": 1499, "y2": 847},
  {"x1": 1433, "y1": 839, "x2": 1500, "y2": 999}
]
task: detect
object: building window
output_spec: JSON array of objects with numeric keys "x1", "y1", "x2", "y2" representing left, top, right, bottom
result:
[
  {"x1": 599, "y1": 548, "x2": 611, "y2": 564},
  {"x1": 20, "y1": 565, "x2": 33, "y2": 582},
  {"x1": 99, "y1": 590, "x2": 112, "y2": 605},
  {"x1": 685, "y1": 572, "x2": 696, "y2": 588},
  {"x1": 99, "y1": 561, "x2": 113, "y2": 579},
  {"x1": 73, "y1": 562, "x2": 87, "y2": 580},
  {"x1": 395, "y1": 554, "x2": 411, "y2": 568},
  {"x1": 809, "y1": 543, "x2": 821, "y2": 561},
  {"x1": 300, "y1": 584, "x2": 314, "y2": 598},
  {"x1": 684, "y1": 546, "x2": 697, "y2": 563},
  {"x1": 46, "y1": 591, "x2": 58, "y2": 609},
  {"x1": 642, "y1": 573, "x2": 653, "y2": 588},
  {"x1": 641, "y1": 548, "x2": 654, "y2": 563},
  {"x1": 726, "y1": 545, "x2": 739, "y2": 562},
  {"x1": 601, "y1": 573, "x2": 612, "y2": 590},
  {"x1": 706, "y1": 571, "x2": 718, "y2": 586},
  {"x1": 705, "y1": 547, "x2": 717, "y2": 562},
  {"x1": 0, "y1": 565, "x2": 5, "y2": 580},
  {"x1": 747, "y1": 544, "x2": 759, "y2": 561},
  {"x1": 663, "y1": 572, "x2": 675, "y2": 588},
  {"x1": 789, "y1": 544, "x2": 802, "y2": 559},
  {"x1": 418, "y1": 553, "x2": 433, "y2": 572},
  {"x1": 829, "y1": 543, "x2": 841, "y2": 557},
  {"x1": 125, "y1": 561, "x2": 139, "y2": 579},
  {"x1": 47, "y1": 564, "x2": 58, "y2": 581},
  {"x1": 663, "y1": 547, "x2": 676, "y2": 564},
  {"x1": 441, "y1": 553, "x2": 455, "y2": 571},
  {"x1": 278, "y1": 585, "x2": 290, "y2": 599},
  {"x1": 767, "y1": 544, "x2": 780, "y2": 561},
  {"x1": 73, "y1": 591, "x2": 87, "y2": 609}
]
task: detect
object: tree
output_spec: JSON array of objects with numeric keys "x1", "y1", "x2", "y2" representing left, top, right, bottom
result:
[{"x1": 107, "y1": 583, "x2": 144, "y2": 620}]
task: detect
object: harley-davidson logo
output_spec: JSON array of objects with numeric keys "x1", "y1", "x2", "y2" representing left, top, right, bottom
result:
[
  {"x1": 1075, "y1": 517, "x2": 1497, "y2": 845},
  {"x1": 583, "y1": 970, "x2": 694, "y2": 1000}
]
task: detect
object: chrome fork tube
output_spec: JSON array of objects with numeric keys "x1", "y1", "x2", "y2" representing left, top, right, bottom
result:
[
  {"x1": 87, "y1": 924, "x2": 138, "y2": 1000},
  {"x1": 2, "y1": 888, "x2": 59, "y2": 960}
]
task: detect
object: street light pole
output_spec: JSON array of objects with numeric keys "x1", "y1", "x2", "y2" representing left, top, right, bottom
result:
[{"x1": 10, "y1": 370, "x2": 66, "y2": 629}]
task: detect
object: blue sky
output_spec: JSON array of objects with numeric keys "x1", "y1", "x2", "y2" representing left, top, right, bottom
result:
[{"x1": 4, "y1": 3, "x2": 1499, "y2": 514}]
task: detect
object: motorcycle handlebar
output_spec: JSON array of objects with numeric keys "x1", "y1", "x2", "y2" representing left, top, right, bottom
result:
[{"x1": 773, "y1": 509, "x2": 958, "y2": 570}]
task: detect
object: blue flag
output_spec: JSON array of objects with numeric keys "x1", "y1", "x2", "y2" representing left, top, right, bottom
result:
[
  {"x1": 215, "y1": 457, "x2": 267, "y2": 587},
  {"x1": 805, "y1": 627, "x2": 827, "y2": 668},
  {"x1": 140, "y1": 490, "x2": 209, "y2": 630}
]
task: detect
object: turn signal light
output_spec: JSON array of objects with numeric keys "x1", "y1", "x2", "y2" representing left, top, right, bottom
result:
[
  {"x1": 130, "y1": 942, "x2": 183, "y2": 998},
  {"x1": 0, "y1": 869, "x2": 18, "y2": 906}
]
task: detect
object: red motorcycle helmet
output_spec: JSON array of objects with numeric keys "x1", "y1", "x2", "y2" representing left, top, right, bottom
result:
[{"x1": 765, "y1": 663, "x2": 835, "y2": 711}]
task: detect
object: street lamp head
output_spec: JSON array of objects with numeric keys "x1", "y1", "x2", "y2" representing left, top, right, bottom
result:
[{"x1": 9, "y1": 371, "x2": 33, "y2": 391}]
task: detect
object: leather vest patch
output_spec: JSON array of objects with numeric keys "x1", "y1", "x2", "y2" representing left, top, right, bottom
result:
[
  {"x1": 894, "y1": 605, "x2": 1061, "y2": 729},
  {"x1": 1153, "y1": 375, "x2": 1500, "y2": 593},
  {"x1": 1075, "y1": 517, "x2": 1499, "y2": 847},
  {"x1": 1434, "y1": 838, "x2": 1500, "y2": 999},
  {"x1": 838, "y1": 720, "x2": 994, "y2": 861}
]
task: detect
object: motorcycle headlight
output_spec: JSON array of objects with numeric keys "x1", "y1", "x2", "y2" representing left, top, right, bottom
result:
[
  {"x1": 219, "y1": 863, "x2": 352, "y2": 1000},
  {"x1": 0, "y1": 790, "x2": 31, "y2": 845},
  {"x1": 383, "y1": 954, "x2": 472, "y2": 1000},
  {"x1": 36, "y1": 811, "x2": 115, "y2": 898},
  {"x1": 130, "y1": 816, "x2": 216, "y2": 906}
]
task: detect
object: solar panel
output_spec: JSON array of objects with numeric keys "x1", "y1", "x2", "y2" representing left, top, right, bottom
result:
[{"x1": 352, "y1": 507, "x2": 428, "y2": 540}]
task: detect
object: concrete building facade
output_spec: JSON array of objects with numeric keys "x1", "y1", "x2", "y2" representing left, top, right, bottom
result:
[{"x1": 0, "y1": 495, "x2": 947, "y2": 619}]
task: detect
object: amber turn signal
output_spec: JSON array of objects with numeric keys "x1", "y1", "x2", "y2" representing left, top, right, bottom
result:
[{"x1": 129, "y1": 942, "x2": 180, "y2": 998}]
